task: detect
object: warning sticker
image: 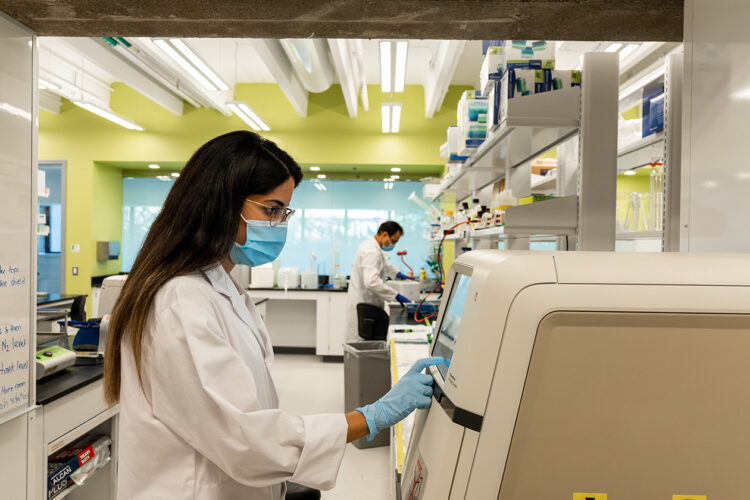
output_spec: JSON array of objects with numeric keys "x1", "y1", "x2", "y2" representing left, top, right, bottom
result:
[
  {"x1": 673, "y1": 496, "x2": 707, "y2": 500},
  {"x1": 573, "y1": 494, "x2": 607, "y2": 500}
]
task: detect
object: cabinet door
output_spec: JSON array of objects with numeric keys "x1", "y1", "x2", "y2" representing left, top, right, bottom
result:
[{"x1": 328, "y1": 293, "x2": 349, "y2": 356}]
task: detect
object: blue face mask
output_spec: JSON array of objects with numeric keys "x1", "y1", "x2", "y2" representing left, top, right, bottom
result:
[
  {"x1": 230, "y1": 216, "x2": 288, "y2": 267},
  {"x1": 382, "y1": 236, "x2": 395, "y2": 252}
]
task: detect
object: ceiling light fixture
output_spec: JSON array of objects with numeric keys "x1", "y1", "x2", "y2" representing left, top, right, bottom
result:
[
  {"x1": 380, "y1": 41, "x2": 392, "y2": 93},
  {"x1": 381, "y1": 103, "x2": 402, "y2": 133},
  {"x1": 154, "y1": 39, "x2": 229, "y2": 92},
  {"x1": 619, "y1": 43, "x2": 640, "y2": 60},
  {"x1": 170, "y1": 172, "x2": 180, "y2": 178},
  {"x1": 624, "y1": 169, "x2": 637, "y2": 176},
  {"x1": 148, "y1": 164, "x2": 160, "y2": 169},
  {"x1": 381, "y1": 103, "x2": 391, "y2": 133},
  {"x1": 391, "y1": 175, "x2": 400, "y2": 180},
  {"x1": 605, "y1": 43, "x2": 623, "y2": 53},
  {"x1": 317, "y1": 174, "x2": 327, "y2": 179},
  {"x1": 226, "y1": 101, "x2": 270, "y2": 131},
  {"x1": 170, "y1": 39, "x2": 230, "y2": 91},
  {"x1": 391, "y1": 167, "x2": 401, "y2": 173},
  {"x1": 394, "y1": 41, "x2": 408, "y2": 92},
  {"x1": 310, "y1": 166, "x2": 321, "y2": 171},
  {"x1": 73, "y1": 101, "x2": 145, "y2": 131}
]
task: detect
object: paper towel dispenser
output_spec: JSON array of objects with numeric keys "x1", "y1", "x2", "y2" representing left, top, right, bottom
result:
[{"x1": 97, "y1": 241, "x2": 120, "y2": 261}]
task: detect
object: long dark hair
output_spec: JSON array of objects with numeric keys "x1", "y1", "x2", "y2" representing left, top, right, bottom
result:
[{"x1": 104, "y1": 131, "x2": 303, "y2": 404}]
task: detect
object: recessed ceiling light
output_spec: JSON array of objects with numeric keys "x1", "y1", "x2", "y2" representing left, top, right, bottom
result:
[
  {"x1": 624, "y1": 170, "x2": 636, "y2": 176},
  {"x1": 148, "y1": 164, "x2": 160, "y2": 169},
  {"x1": 391, "y1": 175, "x2": 400, "y2": 180},
  {"x1": 310, "y1": 166, "x2": 321, "y2": 171},
  {"x1": 317, "y1": 174, "x2": 326, "y2": 179},
  {"x1": 391, "y1": 167, "x2": 401, "y2": 172},
  {"x1": 170, "y1": 172, "x2": 180, "y2": 178}
]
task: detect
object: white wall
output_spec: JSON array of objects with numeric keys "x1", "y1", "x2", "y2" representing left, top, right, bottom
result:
[{"x1": 681, "y1": 0, "x2": 750, "y2": 251}]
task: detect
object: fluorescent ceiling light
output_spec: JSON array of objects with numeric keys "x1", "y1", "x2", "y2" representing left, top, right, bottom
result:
[
  {"x1": 381, "y1": 103, "x2": 402, "y2": 133},
  {"x1": 619, "y1": 67, "x2": 665, "y2": 99},
  {"x1": 605, "y1": 43, "x2": 623, "y2": 53},
  {"x1": 391, "y1": 175, "x2": 400, "y2": 179},
  {"x1": 317, "y1": 174, "x2": 326, "y2": 179},
  {"x1": 391, "y1": 167, "x2": 401, "y2": 172},
  {"x1": 73, "y1": 101, "x2": 144, "y2": 131},
  {"x1": 170, "y1": 172, "x2": 180, "y2": 178},
  {"x1": 310, "y1": 166, "x2": 320, "y2": 171},
  {"x1": 381, "y1": 103, "x2": 391, "y2": 133},
  {"x1": 394, "y1": 41, "x2": 408, "y2": 92},
  {"x1": 227, "y1": 101, "x2": 270, "y2": 131},
  {"x1": 391, "y1": 103, "x2": 402, "y2": 133},
  {"x1": 237, "y1": 102, "x2": 270, "y2": 131},
  {"x1": 148, "y1": 164, "x2": 160, "y2": 169},
  {"x1": 380, "y1": 41, "x2": 392, "y2": 93},
  {"x1": 154, "y1": 39, "x2": 219, "y2": 92},
  {"x1": 619, "y1": 43, "x2": 639, "y2": 60},
  {"x1": 170, "y1": 39, "x2": 230, "y2": 91},
  {"x1": 624, "y1": 170, "x2": 636, "y2": 176}
]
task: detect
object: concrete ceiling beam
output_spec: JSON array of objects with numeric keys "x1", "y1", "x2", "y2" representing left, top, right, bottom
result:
[{"x1": 2, "y1": 1, "x2": 684, "y2": 42}]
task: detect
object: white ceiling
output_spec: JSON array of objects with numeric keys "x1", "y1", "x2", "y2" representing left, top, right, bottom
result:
[{"x1": 37, "y1": 36, "x2": 673, "y2": 124}]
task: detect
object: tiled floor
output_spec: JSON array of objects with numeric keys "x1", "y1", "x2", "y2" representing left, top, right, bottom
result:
[{"x1": 270, "y1": 353, "x2": 393, "y2": 500}]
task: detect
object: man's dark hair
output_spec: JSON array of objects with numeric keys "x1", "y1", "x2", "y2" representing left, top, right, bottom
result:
[{"x1": 377, "y1": 221, "x2": 404, "y2": 237}]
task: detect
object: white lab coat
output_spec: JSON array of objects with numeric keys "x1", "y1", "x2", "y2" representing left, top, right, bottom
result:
[
  {"x1": 117, "y1": 264, "x2": 347, "y2": 500},
  {"x1": 345, "y1": 237, "x2": 401, "y2": 342}
]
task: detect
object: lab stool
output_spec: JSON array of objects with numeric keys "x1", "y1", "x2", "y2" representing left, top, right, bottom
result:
[{"x1": 286, "y1": 482, "x2": 321, "y2": 499}]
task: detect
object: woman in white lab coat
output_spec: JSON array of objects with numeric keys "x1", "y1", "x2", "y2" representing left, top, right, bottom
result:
[{"x1": 103, "y1": 131, "x2": 442, "y2": 499}]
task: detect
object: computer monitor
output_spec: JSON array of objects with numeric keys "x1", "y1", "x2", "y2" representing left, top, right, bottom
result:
[{"x1": 432, "y1": 272, "x2": 471, "y2": 379}]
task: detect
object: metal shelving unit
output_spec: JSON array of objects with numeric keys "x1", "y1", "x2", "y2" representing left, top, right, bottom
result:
[
  {"x1": 615, "y1": 52, "x2": 683, "y2": 251},
  {"x1": 433, "y1": 52, "x2": 619, "y2": 251},
  {"x1": 432, "y1": 86, "x2": 580, "y2": 204},
  {"x1": 617, "y1": 131, "x2": 664, "y2": 173}
]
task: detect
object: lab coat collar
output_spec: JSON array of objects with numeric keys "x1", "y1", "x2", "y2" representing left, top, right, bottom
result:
[{"x1": 202, "y1": 264, "x2": 274, "y2": 363}]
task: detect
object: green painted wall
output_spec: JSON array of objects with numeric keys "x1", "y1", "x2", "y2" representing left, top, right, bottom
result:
[{"x1": 38, "y1": 82, "x2": 469, "y2": 304}]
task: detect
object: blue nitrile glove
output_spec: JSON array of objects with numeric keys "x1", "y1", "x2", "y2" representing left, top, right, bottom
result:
[
  {"x1": 396, "y1": 272, "x2": 415, "y2": 281},
  {"x1": 395, "y1": 293, "x2": 411, "y2": 304},
  {"x1": 356, "y1": 357, "x2": 444, "y2": 440}
]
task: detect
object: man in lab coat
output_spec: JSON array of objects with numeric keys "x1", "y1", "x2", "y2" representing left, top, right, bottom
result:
[{"x1": 345, "y1": 221, "x2": 413, "y2": 342}]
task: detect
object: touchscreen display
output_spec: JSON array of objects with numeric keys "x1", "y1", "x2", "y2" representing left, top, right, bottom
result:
[{"x1": 432, "y1": 273, "x2": 470, "y2": 379}]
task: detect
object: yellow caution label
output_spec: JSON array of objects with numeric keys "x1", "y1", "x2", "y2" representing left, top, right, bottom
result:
[
  {"x1": 673, "y1": 496, "x2": 707, "y2": 500},
  {"x1": 573, "y1": 494, "x2": 607, "y2": 500}
]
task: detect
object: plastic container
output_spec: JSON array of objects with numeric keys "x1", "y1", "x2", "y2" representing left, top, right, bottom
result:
[
  {"x1": 59, "y1": 320, "x2": 100, "y2": 351},
  {"x1": 343, "y1": 341, "x2": 391, "y2": 449}
]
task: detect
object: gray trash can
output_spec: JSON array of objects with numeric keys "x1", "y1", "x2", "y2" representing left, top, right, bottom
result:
[{"x1": 343, "y1": 341, "x2": 391, "y2": 449}]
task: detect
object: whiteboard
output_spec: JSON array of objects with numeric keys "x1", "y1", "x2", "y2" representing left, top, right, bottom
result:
[{"x1": 0, "y1": 14, "x2": 35, "y2": 421}]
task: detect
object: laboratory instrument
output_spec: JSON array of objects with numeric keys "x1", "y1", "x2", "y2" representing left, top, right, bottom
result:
[{"x1": 402, "y1": 250, "x2": 750, "y2": 499}]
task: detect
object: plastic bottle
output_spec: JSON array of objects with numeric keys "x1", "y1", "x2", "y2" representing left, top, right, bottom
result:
[
  {"x1": 419, "y1": 268, "x2": 426, "y2": 281},
  {"x1": 332, "y1": 264, "x2": 342, "y2": 290}
]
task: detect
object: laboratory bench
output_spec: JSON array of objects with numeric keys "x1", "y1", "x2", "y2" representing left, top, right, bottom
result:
[
  {"x1": 247, "y1": 288, "x2": 349, "y2": 357},
  {"x1": 36, "y1": 293, "x2": 85, "y2": 309},
  {"x1": 32, "y1": 358, "x2": 118, "y2": 499}
]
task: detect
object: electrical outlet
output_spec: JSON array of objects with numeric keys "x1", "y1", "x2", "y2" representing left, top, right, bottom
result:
[{"x1": 72, "y1": 266, "x2": 78, "y2": 276}]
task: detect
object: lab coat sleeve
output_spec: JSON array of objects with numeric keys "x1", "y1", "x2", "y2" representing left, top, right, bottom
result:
[
  {"x1": 143, "y1": 289, "x2": 347, "y2": 490},
  {"x1": 385, "y1": 261, "x2": 401, "y2": 279},
  {"x1": 361, "y1": 249, "x2": 398, "y2": 301}
]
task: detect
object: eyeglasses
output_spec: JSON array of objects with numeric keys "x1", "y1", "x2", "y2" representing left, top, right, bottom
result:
[{"x1": 246, "y1": 199, "x2": 295, "y2": 226}]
